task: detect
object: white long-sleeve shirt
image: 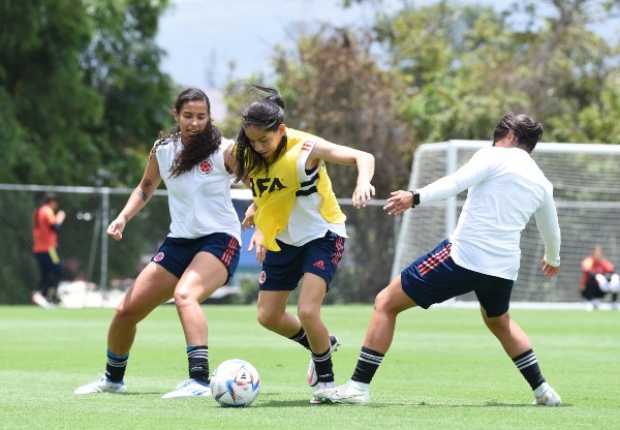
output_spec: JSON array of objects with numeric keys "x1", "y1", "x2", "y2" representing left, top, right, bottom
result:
[{"x1": 418, "y1": 146, "x2": 561, "y2": 281}]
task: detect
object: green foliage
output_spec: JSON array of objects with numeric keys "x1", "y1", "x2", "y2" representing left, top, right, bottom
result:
[
  {"x1": 378, "y1": 0, "x2": 620, "y2": 144},
  {"x1": 0, "y1": 0, "x2": 174, "y2": 186},
  {"x1": 222, "y1": 0, "x2": 620, "y2": 302},
  {"x1": 0, "y1": 1, "x2": 175, "y2": 303}
]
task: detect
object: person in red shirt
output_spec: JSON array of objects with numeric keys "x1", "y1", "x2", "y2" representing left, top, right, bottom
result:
[
  {"x1": 32, "y1": 193, "x2": 65, "y2": 308},
  {"x1": 580, "y1": 245, "x2": 619, "y2": 310}
]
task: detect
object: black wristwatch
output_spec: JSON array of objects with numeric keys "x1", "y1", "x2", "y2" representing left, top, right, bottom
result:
[{"x1": 409, "y1": 190, "x2": 420, "y2": 207}]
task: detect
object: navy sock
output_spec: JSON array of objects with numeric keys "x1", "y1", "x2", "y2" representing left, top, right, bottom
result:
[
  {"x1": 312, "y1": 347, "x2": 335, "y2": 383},
  {"x1": 512, "y1": 349, "x2": 545, "y2": 390},
  {"x1": 187, "y1": 345, "x2": 209, "y2": 384},
  {"x1": 105, "y1": 350, "x2": 128, "y2": 383},
  {"x1": 351, "y1": 346, "x2": 384, "y2": 384},
  {"x1": 289, "y1": 327, "x2": 311, "y2": 350}
]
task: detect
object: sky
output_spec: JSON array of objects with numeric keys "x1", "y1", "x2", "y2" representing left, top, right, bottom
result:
[
  {"x1": 154, "y1": 0, "x2": 471, "y2": 119},
  {"x1": 156, "y1": 0, "x2": 389, "y2": 90},
  {"x1": 155, "y1": 0, "x2": 617, "y2": 120}
]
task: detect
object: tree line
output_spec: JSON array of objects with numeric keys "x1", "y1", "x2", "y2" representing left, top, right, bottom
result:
[{"x1": 1, "y1": 0, "x2": 618, "y2": 302}]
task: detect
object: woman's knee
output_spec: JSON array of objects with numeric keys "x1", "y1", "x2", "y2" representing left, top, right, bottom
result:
[
  {"x1": 114, "y1": 303, "x2": 144, "y2": 325},
  {"x1": 297, "y1": 303, "x2": 320, "y2": 324},
  {"x1": 374, "y1": 287, "x2": 399, "y2": 315},
  {"x1": 483, "y1": 312, "x2": 510, "y2": 332},
  {"x1": 257, "y1": 304, "x2": 281, "y2": 329},
  {"x1": 173, "y1": 286, "x2": 198, "y2": 308}
]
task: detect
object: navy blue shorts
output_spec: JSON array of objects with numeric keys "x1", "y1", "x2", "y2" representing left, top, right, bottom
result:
[
  {"x1": 401, "y1": 239, "x2": 514, "y2": 317},
  {"x1": 152, "y1": 233, "x2": 240, "y2": 283},
  {"x1": 259, "y1": 231, "x2": 345, "y2": 291}
]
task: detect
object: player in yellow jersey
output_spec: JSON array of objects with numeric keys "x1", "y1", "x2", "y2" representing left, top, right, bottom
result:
[{"x1": 234, "y1": 86, "x2": 375, "y2": 404}]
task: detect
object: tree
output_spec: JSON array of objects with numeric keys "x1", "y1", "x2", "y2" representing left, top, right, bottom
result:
[
  {"x1": 0, "y1": 0, "x2": 175, "y2": 303},
  {"x1": 222, "y1": 0, "x2": 620, "y2": 301},
  {"x1": 371, "y1": 0, "x2": 620, "y2": 144},
  {"x1": 0, "y1": 0, "x2": 174, "y2": 186}
]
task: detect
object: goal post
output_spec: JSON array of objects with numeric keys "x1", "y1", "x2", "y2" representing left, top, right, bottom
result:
[{"x1": 392, "y1": 140, "x2": 620, "y2": 303}]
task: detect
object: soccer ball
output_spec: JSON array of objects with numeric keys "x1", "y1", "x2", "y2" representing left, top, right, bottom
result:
[{"x1": 211, "y1": 359, "x2": 260, "y2": 407}]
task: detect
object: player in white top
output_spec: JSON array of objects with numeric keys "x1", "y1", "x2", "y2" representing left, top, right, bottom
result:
[
  {"x1": 75, "y1": 88, "x2": 241, "y2": 399},
  {"x1": 317, "y1": 113, "x2": 563, "y2": 406}
]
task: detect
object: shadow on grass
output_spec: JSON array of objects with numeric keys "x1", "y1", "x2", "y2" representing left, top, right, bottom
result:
[
  {"x1": 276, "y1": 400, "x2": 573, "y2": 408},
  {"x1": 350, "y1": 400, "x2": 572, "y2": 408},
  {"x1": 258, "y1": 399, "x2": 317, "y2": 408}
]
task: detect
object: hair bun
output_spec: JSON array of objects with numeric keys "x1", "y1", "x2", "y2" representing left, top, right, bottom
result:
[{"x1": 252, "y1": 85, "x2": 285, "y2": 109}]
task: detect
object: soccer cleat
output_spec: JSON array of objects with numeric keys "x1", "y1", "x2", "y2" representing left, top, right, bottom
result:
[
  {"x1": 161, "y1": 378, "x2": 211, "y2": 399},
  {"x1": 74, "y1": 376, "x2": 126, "y2": 395},
  {"x1": 310, "y1": 382, "x2": 336, "y2": 404},
  {"x1": 314, "y1": 380, "x2": 370, "y2": 405},
  {"x1": 533, "y1": 382, "x2": 561, "y2": 406},
  {"x1": 32, "y1": 291, "x2": 55, "y2": 309},
  {"x1": 307, "y1": 335, "x2": 341, "y2": 387}
]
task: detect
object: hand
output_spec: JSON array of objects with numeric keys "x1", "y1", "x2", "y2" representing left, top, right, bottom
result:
[
  {"x1": 383, "y1": 190, "x2": 414, "y2": 216},
  {"x1": 248, "y1": 229, "x2": 267, "y2": 263},
  {"x1": 242, "y1": 203, "x2": 257, "y2": 229},
  {"x1": 541, "y1": 259, "x2": 560, "y2": 277},
  {"x1": 352, "y1": 181, "x2": 375, "y2": 208},
  {"x1": 107, "y1": 216, "x2": 127, "y2": 241},
  {"x1": 55, "y1": 210, "x2": 66, "y2": 225}
]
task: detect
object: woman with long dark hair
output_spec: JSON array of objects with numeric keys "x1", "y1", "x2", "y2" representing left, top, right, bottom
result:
[
  {"x1": 75, "y1": 88, "x2": 241, "y2": 398},
  {"x1": 235, "y1": 86, "x2": 375, "y2": 404}
]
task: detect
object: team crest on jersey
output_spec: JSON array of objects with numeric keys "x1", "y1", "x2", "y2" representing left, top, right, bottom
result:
[
  {"x1": 153, "y1": 252, "x2": 165, "y2": 263},
  {"x1": 312, "y1": 260, "x2": 326, "y2": 270},
  {"x1": 258, "y1": 270, "x2": 267, "y2": 284},
  {"x1": 199, "y1": 159, "x2": 213, "y2": 174}
]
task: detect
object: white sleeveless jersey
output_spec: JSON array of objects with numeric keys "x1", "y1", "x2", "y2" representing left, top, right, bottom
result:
[
  {"x1": 277, "y1": 140, "x2": 347, "y2": 246},
  {"x1": 155, "y1": 136, "x2": 241, "y2": 242}
]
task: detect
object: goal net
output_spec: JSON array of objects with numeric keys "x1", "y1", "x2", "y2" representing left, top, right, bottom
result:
[{"x1": 392, "y1": 140, "x2": 620, "y2": 302}]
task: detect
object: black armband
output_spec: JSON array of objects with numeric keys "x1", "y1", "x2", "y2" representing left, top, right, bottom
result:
[{"x1": 409, "y1": 190, "x2": 420, "y2": 207}]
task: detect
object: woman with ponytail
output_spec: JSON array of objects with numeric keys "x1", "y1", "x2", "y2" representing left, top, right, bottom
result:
[
  {"x1": 235, "y1": 86, "x2": 375, "y2": 404},
  {"x1": 75, "y1": 88, "x2": 241, "y2": 399}
]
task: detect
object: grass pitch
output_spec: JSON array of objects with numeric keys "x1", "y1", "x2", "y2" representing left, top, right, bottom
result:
[{"x1": 1, "y1": 305, "x2": 618, "y2": 429}]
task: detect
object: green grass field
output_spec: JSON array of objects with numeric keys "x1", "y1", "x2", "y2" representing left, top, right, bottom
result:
[{"x1": 1, "y1": 305, "x2": 618, "y2": 429}]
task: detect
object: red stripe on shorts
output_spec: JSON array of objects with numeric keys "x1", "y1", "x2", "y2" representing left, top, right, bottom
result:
[{"x1": 417, "y1": 243, "x2": 452, "y2": 276}]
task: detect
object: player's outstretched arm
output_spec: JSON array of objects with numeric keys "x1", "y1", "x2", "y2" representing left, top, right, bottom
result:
[
  {"x1": 107, "y1": 153, "x2": 161, "y2": 241},
  {"x1": 383, "y1": 190, "x2": 418, "y2": 216},
  {"x1": 534, "y1": 189, "x2": 561, "y2": 277},
  {"x1": 308, "y1": 140, "x2": 375, "y2": 208}
]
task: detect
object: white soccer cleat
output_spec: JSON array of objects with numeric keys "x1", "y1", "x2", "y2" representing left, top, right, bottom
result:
[
  {"x1": 307, "y1": 335, "x2": 341, "y2": 387},
  {"x1": 310, "y1": 382, "x2": 336, "y2": 404},
  {"x1": 161, "y1": 379, "x2": 211, "y2": 399},
  {"x1": 74, "y1": 376, "x2": 126, "y2": 395},
  {"x1": 314, "y1": 380, "x2": 370, "y2": 405},
  {"x1": 32, "y1": 291, "x2": 55, "y2": 309},
  {"x1": 533, "y1": 382, "x2": 561, "y2": 406}
]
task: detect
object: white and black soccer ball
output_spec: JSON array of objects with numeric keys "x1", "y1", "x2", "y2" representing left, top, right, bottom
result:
[{"x1": 211, "y1": 359, "x2": 260, "y2": 407}]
